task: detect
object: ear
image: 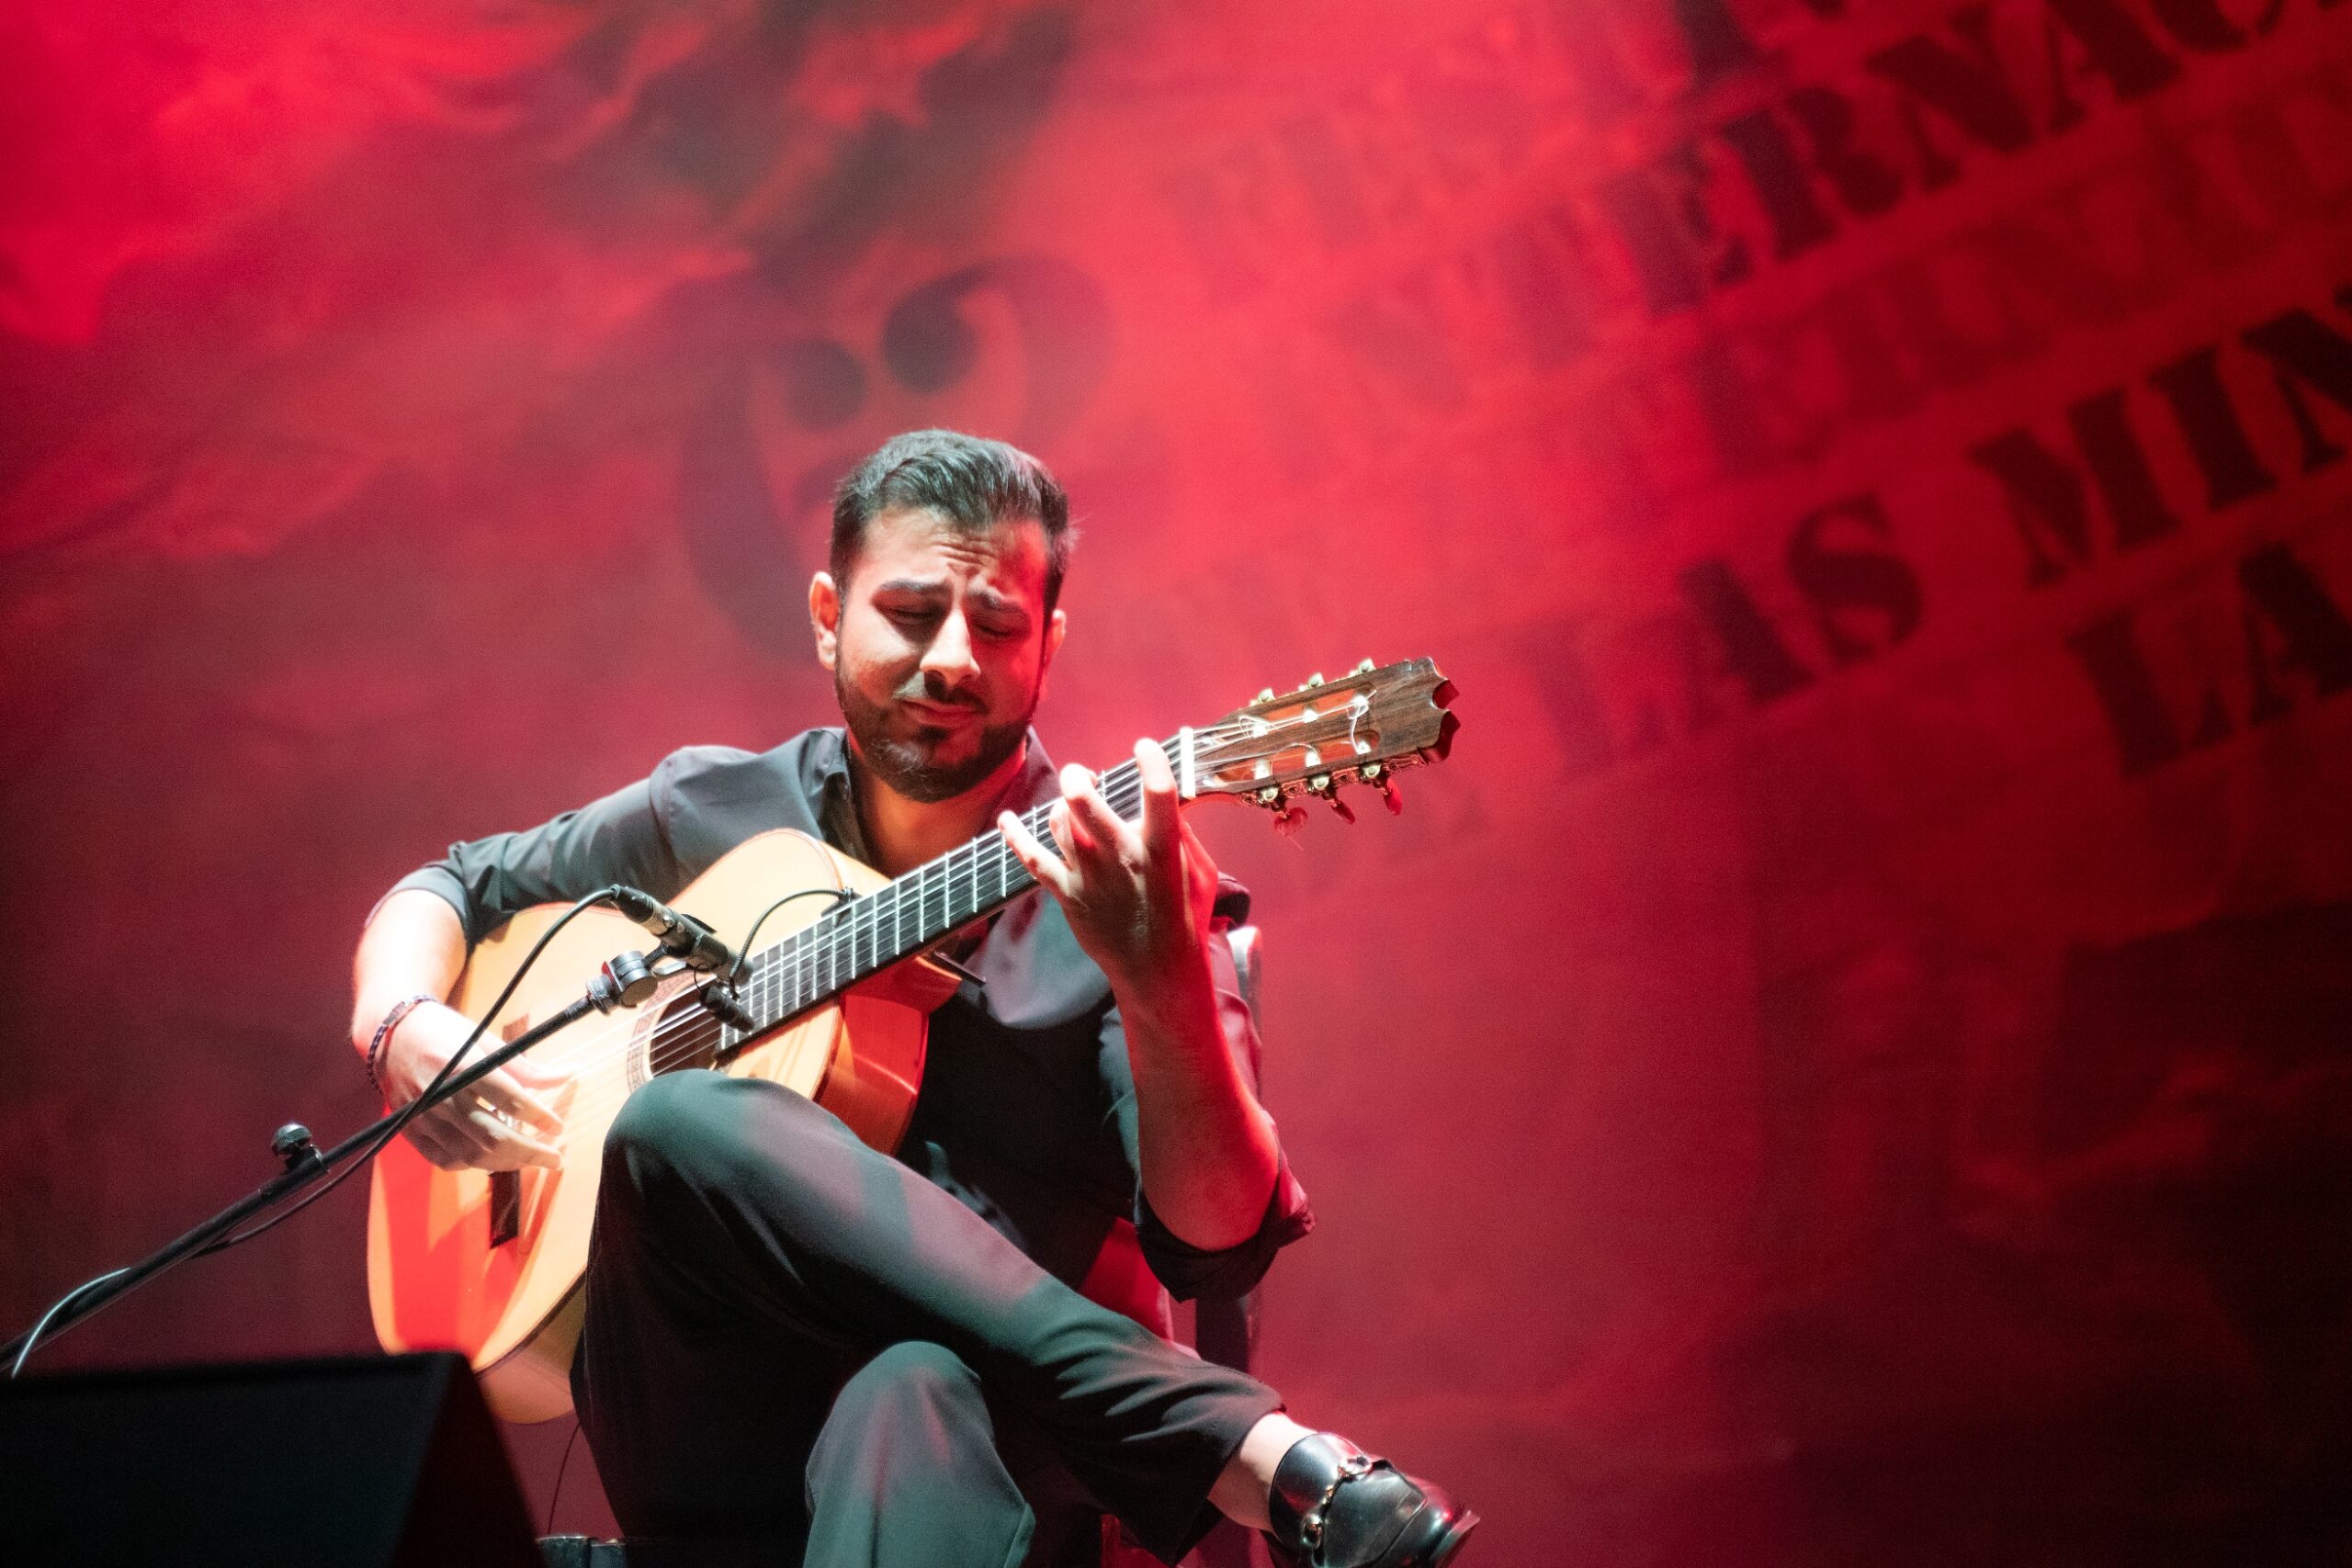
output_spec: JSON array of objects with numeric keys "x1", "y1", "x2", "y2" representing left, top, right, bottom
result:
[
  {"x1": 809, "y1": 571, "x2": 842, "y2": 671},
  {"x1": 1037, "y1": 606, "x2": 1068, "y2": 696}
]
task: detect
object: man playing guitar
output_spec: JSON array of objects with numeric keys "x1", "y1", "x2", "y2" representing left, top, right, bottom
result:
[{"x1": 350, "y1": 429, "x2": 1474, "y2": 1568}]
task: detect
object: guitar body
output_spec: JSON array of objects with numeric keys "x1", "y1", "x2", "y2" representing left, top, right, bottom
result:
[{"x1": 366, "y1": 829, "x2": 954, "y2": 1422}]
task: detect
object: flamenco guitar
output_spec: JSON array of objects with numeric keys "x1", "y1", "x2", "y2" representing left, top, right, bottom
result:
[{"x1": 367, "y1": 658, "x2": 1458, "y2": 1420}]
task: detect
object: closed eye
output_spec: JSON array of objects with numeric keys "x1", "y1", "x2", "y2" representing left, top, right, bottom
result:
[{"x1": 883, "y1": 605, "x2": 1023, "y2": 640}]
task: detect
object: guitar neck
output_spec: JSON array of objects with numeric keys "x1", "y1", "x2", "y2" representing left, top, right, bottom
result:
[{"x1": 718, "y1": 739, "x2": 1173, "y2": 1043}]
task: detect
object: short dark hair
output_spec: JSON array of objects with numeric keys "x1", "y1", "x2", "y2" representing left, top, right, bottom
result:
[{"x1": 831, "y1": 430, "x2": 1075, "y2": 613}]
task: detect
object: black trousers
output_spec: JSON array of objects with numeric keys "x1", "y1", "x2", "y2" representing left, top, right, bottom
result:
[{"x1": 570, "y1": 1070, "x2": 1283, "y2": 1567}]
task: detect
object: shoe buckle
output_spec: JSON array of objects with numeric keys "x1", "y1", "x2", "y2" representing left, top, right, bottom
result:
[{"x1": 1298, "y1": 1452, "x2": 1376, "y2": 1552}]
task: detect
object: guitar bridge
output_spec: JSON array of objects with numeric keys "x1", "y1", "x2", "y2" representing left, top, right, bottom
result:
[{"x1": 489, "y1": 1171, "x2": 520, "y2": 1247}]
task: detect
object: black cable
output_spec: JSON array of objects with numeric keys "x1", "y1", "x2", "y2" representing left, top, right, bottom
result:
[
  {"x1": 220, "y1": 883, "x2": 848, "y2": 1256},
  {"x1": 198, "y1": 887, "x2": 627, "y2": 1255},
  {"x1": 8, "y1": 1269, "x2": 127, "y2": 1379},
  {"x1": 546, "y1": 1417, "x2": 584, "y2": 1536},
  {"x1": 731, "y1": 886, "x2": 854, "y2": 982}
]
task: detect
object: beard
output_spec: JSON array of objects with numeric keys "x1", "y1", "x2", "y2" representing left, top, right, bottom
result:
[{"x1": 836, "y1": 666, "x2": 1035, "y2": 804}]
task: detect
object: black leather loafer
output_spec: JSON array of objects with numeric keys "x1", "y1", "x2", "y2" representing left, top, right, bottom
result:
[{"x1": 1265, "y1": 1433, "x2": 1478, "y2": 1568}]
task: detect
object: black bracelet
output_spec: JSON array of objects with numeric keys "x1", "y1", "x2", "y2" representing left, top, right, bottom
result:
[{"x1": 367, "y1": 994, "x2": 437, "y2": 1100}]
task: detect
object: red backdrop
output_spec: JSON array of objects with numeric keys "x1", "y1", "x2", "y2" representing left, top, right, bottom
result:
[{"x1": 9, "y1": 1, "x2": 2352, "y2": 1561}]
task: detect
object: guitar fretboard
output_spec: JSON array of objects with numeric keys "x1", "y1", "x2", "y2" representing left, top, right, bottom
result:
[{"x1": 707, "y1": 739, "x2": 1174, "y2": 1052}]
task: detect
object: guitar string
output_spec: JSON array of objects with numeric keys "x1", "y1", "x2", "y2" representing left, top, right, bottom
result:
[
  {"x1": 397, "y1": 790, "x2": 1047, "y2": 1135},
  {"x1": 427, "y1": 763, "x2": 1163, "y2": 1149},
  {"x1": 419, "y1": 744, "x2": 1176, "y2": 1095},
  {"x1": 529, "y1": 752, "x2": 1157, "y2": 1077},
  {"x1": 519, "y1": 703, "x2": 1343, "y2": 1112},
  {"x1": 523, "y1": 767, "x2": 1160, "y2": 1149}
]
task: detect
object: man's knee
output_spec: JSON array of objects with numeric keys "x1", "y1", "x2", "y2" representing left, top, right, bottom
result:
[
  {"x1": 602, "y1": 1070, "x2": 843, "y2": 1225},
  {"x1": 832, "y1": 1340, "x2": 985, "y2": 1427},
  {"x1": 604, "y1": 1068, "x2": 729, "y2": 1180},
  {"x1": 604, "y1": 1070, "x2": 771, "y2": 1211}
]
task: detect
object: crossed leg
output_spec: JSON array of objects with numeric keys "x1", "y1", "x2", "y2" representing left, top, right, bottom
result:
[{"x1": 570, "y1": 1070, "x2": 1283, "y2": 1566}]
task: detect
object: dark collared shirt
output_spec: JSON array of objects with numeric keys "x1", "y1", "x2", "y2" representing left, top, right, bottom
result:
[{"x1": 388, "y1": 728, "x2": 1312, "y2": 1305}]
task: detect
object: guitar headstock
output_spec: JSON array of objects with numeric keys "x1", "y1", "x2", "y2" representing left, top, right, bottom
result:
[{"x1": 1182, "y1": 657, "x2": 1457, "y2": 826}]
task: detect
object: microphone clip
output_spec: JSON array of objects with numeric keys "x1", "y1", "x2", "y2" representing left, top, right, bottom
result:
[{"x1": 605, "y1": 886, "x2": 743, "y2": 976}]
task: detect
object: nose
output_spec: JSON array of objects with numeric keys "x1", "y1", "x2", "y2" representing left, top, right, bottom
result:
[{"x1": 920, "y1": 607, "x2": 982, "y2": 690}]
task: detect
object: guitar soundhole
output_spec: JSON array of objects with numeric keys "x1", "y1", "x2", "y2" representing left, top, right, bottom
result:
[{"x1": 645, "y1": 989, "x2": 724, "y2": 1081}]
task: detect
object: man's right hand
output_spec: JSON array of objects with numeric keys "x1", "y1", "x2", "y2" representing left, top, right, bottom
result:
[{"x1": 379, "y1": 1001, "x2": 570, "y2": 1171}]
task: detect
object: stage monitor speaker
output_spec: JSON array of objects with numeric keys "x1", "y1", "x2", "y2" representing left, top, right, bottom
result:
[{"x1": 0, "y1": 1350, "x2": 542, "y2": 1567}]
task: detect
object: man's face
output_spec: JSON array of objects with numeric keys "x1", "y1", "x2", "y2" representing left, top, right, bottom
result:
[{"x1": 811, "y1": 506, "x2": 1066, "y2": 804}]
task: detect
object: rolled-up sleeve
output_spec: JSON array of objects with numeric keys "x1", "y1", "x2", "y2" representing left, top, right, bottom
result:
[
  {"x1": 1135, "y1": 1146, "x2": 1314, "y2": 1302},
  {"x1": 378, "y1": 762, "x2": 688, "y2": 946},
  {"x1": 1109, "y1": 884, "x2": 1315, "y2": 1301}
]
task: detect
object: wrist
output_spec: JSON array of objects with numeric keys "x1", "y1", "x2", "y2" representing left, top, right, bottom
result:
[
  {"x1": 1113, "y1": 942, "x2": 1219, "y2": 1038},
  {"x1": 354, "y1": 987, "x2": 439, "y2": 1042},
  {"x1": 364, "y1": 993, "x2": 439, "y2": 1097}
]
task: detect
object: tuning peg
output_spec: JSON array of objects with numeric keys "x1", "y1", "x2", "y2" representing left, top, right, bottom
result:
[
  {"x1": 1252, "y1": 687, "x2": 1275, "y2": 705},
  {"x1": 1380, "y1": 776, "x2": 1404, "y2": 815},
  {"x1": 1351, "y1": 658, "x2": 1375, "y2": 675},
  {"x1": 1304, "y1": 772, "x2": 1354, "y2": 822},
  {"x1": 1360, "y1": 761, "x2": 1402, "y2": 814},
  {"x1": 1255, "y1": 784, "x2": 1283, "y2": 810},
  {"x1": 1305, "y1": 671, "x2": 1326, "y2": 688},
  {"x1": 1272, "y1": 804, "x2": 1309, "y2": 839}
]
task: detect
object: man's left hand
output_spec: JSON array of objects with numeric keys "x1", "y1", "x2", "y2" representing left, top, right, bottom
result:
[{"x1": 999, "y1": 738, "x2": 1219, "y2": 1001}]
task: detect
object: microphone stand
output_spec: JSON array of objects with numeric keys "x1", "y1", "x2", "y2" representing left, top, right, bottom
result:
[{"x1": 0, "y1": 942, "x2": 704, "y2": 1371}]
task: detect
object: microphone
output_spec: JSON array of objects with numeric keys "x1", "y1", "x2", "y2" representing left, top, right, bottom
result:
[{"x1": 605, "y1": 886, "x2": 743, "y2": 976}]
